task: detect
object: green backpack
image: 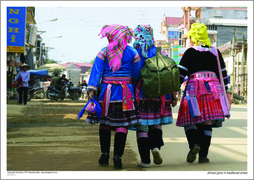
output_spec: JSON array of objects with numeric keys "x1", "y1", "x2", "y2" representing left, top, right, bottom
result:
[{"x1": 141, "y1": 47, "x2": 180, "y2": 98}]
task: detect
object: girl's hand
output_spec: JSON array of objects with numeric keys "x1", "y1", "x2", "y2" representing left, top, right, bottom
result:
[
  {"x1": 171, "y1": 91, "x2": 178, "y2": 107},
  {"x1": 88, "y1": 89, "x2": 95, "y2": 100}
]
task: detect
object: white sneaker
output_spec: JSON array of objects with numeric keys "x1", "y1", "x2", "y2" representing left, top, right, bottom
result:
[
  {"x1": 152, "y1": 147, "x2": 163, "y2": 165},
  {"x1": 137, "y1": 162, "x2": 150, "y2": 168}
]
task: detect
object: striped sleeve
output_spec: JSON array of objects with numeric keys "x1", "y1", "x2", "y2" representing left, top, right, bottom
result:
[
  {"x1": 133, "y1": 53, "x2": 141, "y2": 63},
  {"x1": 217, "y1": 49, "x2": 228, "y2": 90},
  {"x1": 96, "y1": 48, "x2": 106, "y2": 61},
  {"x1": 178, "y1": 48, "x2": 193, "y2": 85},
  {"x1": 132, "y1": 49, "x2": 142, "y2": 80}
]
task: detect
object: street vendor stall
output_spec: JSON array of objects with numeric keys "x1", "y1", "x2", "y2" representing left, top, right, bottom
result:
[{"x1": 27, "y1": 69, "x2": 51, "y2": 90}]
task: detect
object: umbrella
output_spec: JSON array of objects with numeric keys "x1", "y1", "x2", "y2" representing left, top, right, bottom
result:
[{"x1": 36, "y1": 63, "x2": 66, "y2": 72}]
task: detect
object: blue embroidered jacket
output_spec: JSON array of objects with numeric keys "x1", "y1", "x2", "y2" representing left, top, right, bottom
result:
[{"x1": 87, "y1": 45, "x2": 142, "y2": 102}]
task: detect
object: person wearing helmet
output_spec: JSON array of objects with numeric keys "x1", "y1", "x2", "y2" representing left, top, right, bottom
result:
[{"x1": 55, "y1": 74, "x2": 69, "y2": 98}]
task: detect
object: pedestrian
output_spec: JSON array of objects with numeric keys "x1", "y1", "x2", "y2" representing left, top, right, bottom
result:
[
  {"x1": 132, "y1": 24, "x2": 178, "y2": 168},
  {"x1": 176, "y1": 23, "x2": 230, "y2": 164},
  {"x1": 85, "y1": 24, "x2": 142, "y2": 169},
  {"x1": 77, "y1": 81, "x2": 81, "y2": 88},
  {"x1": 14, "y1": 63, "x2": 31, "y2": 105},
  {"x1": 50, "y1": 72, "x2": 60, "y2": 86},
  {"x1": 81, "y1": 80, "x2": 88, "y2": 87},
  {"x1": 81, "y1": 80, "x2": 88, "y2": 99}
]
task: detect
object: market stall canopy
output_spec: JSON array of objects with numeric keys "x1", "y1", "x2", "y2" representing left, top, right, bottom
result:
[
  {"x1": 28, "y1": 69, "x2": 48, "y2": 76},
  {"x1": 36, "y1": 63, "x2": 66, "y2": 72}
]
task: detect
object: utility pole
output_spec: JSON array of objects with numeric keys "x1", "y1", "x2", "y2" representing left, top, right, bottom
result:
[
  {"x1": 240, "y1": 34, "x2": 245, "y2": 99},
  {"x1": 244, "y1": 46, "x2": 247, "y2": 101},
  {"x1": 230, "y1": 29, "x2": 236, "y2": 99}
]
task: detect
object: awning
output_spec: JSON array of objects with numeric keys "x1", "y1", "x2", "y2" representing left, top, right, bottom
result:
[
  {"x1": 208, "y1": 18, "x2": 247, "y2": 26},
  {"x1": 26, "y1": 7, "x2": 36, "y2": 24},
  {"x1": 28, "y1": 69, "x2": 48, "y2": 76}
]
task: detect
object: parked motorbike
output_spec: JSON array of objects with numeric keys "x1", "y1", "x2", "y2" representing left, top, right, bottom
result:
[
  {"x1": 46, "y1": 81, "x2": 81, "y2": 101},
  {"x1": 27, "y1": 86, "x2": 45, "y2": 101},
  {"x1": 67, "y1": 82, "x2": 82, "y2": 100}
]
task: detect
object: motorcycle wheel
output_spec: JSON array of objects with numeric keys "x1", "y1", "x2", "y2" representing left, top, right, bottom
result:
[
  {"x1": 71, "y1": 92, "x2": 79, "y2": 100},
  {"x1": 39, "y1": 90, "x2": 45, "y2": 99},
  {"x1": 46, "y1": 90, "x2": 50, "y2": 99},
  {"x1": 27, "y1": 94, "x2": 31, "y2": 101}
]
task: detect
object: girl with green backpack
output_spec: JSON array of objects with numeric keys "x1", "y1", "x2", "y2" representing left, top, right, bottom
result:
[{"x1": 132, "y1": 24, "x2": 178, "y2": 168}]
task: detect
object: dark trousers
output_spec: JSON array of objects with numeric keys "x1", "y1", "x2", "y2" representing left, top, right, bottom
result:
[{"x1": 18, "y1": 87, "x2": 28, "y2": 105}]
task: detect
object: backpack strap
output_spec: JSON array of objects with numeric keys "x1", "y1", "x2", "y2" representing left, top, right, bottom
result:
[
  {"x1": 156, "y1": 47, "x2": 162, "y2": 54},
  {"x1": 156, "y1": 47, "x2": 161, "y2": 94}
]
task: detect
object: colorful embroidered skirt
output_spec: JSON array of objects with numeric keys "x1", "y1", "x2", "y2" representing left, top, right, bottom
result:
[
  {"x1": 86, "y1": 102, "x2": 141, "y2": 127},
  {"x1": 137, "y1": 99, "x2": 173, "y2": 126},
  {"x1": 176, "y1": 72, "x2": 230, "y2": 128}
]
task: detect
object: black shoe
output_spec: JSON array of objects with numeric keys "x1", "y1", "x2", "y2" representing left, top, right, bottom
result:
[
  {"x1": 199, "y1": 157, "x2": 210, "y2": 163},
  {"x1": 187, "y1": 144, "x2": 200, "y2": 163},
  {"x1": 98, "y1": 152, "x2": 109, "y2": 166},
  {"x1": 113, "y1": 155, "x2": 122, "y2": 169}
]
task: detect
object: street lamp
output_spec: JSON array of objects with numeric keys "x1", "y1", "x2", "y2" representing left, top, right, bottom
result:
[
  {"x1": 38, "y1": 18, "x2": 58, "y2": 24},
  {"x1": 37, "y1": 18, "x2": 58, "y2": 66},
  {"x1": 45, "y1": 36, "x2": 62, "y2": 64}
]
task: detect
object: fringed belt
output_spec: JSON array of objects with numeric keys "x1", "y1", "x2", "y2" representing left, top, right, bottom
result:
[
  {"x1": 190, "y1": 71, "x2": 217, "y2": 79},
  {"x1": 101, "y1": 77, "x2": 134, "y2": 116},
  {"x1": 187, "y1": 71, "x2": 229, "y2": 117},
  {"x1": 189, "y1": 72, "x2": 219, "y2": 100}
]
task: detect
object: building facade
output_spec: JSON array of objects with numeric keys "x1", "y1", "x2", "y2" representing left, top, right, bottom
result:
[
  {"x1": 60, "y1": 62, "x2": 92, "y2": 85},
  {"x1": 179, "y1": 6, "x2": 248, "y2": 101},
  {"x1": 7, "y1": 7, "x2": 37, "y2": 99},
  {"x1": 158, "y1": 16, "x2": 182, "y2": 58}
]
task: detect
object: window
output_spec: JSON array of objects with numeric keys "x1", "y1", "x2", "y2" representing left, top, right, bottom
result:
[{"x1": 168, "y1": 31, "x2": 180, "y2": 39}]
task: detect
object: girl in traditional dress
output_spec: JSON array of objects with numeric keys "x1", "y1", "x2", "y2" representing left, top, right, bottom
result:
[
  {"x1": 86, "y1": 24, "x2": 142, "y2": 169},
  {"x1": 177, "y1": 23, "x2": 230, "y2": 163},
  {"x1": 132, "y1": 24, "x2": 177, "y2": 168}
]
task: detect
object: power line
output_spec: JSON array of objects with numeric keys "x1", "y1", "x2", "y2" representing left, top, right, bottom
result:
[{"x1": 201, "y1": 8, "x2": 219, "y2": 23}]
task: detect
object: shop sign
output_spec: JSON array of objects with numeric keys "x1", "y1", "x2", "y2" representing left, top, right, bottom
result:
[
  {"x1": 28, "y1": 24, "x2": 37, "y2": 46},
  {"x1": 7, "y1": 7, "x2": 27, "y2": 53},
  {"x1": 178, "y1": 48, "x2": 187, "y2": 62},
  {"x1": 40, "y1": 81, "x2": 51, "y2": 91},
  {"x1": 40, "y1": 81, "x2": 50, "y2": 87},
  {"x1": 173, "y1": 45, "x2": 181, "y2": 64}
]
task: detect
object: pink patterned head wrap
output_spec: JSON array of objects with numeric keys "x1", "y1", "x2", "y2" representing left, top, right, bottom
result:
[{"x1": 98, "y1": 24, "x2": 134, "y2": 72}]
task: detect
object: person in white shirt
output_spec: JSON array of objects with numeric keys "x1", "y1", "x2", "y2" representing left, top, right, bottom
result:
[{"x1": 14, "y1": 63, "x2": 31, "y2": 105}]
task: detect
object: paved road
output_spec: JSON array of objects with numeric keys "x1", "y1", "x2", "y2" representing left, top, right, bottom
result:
[{"x1": 127, "y1": 104, "x2": 249, "y2": 174}]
